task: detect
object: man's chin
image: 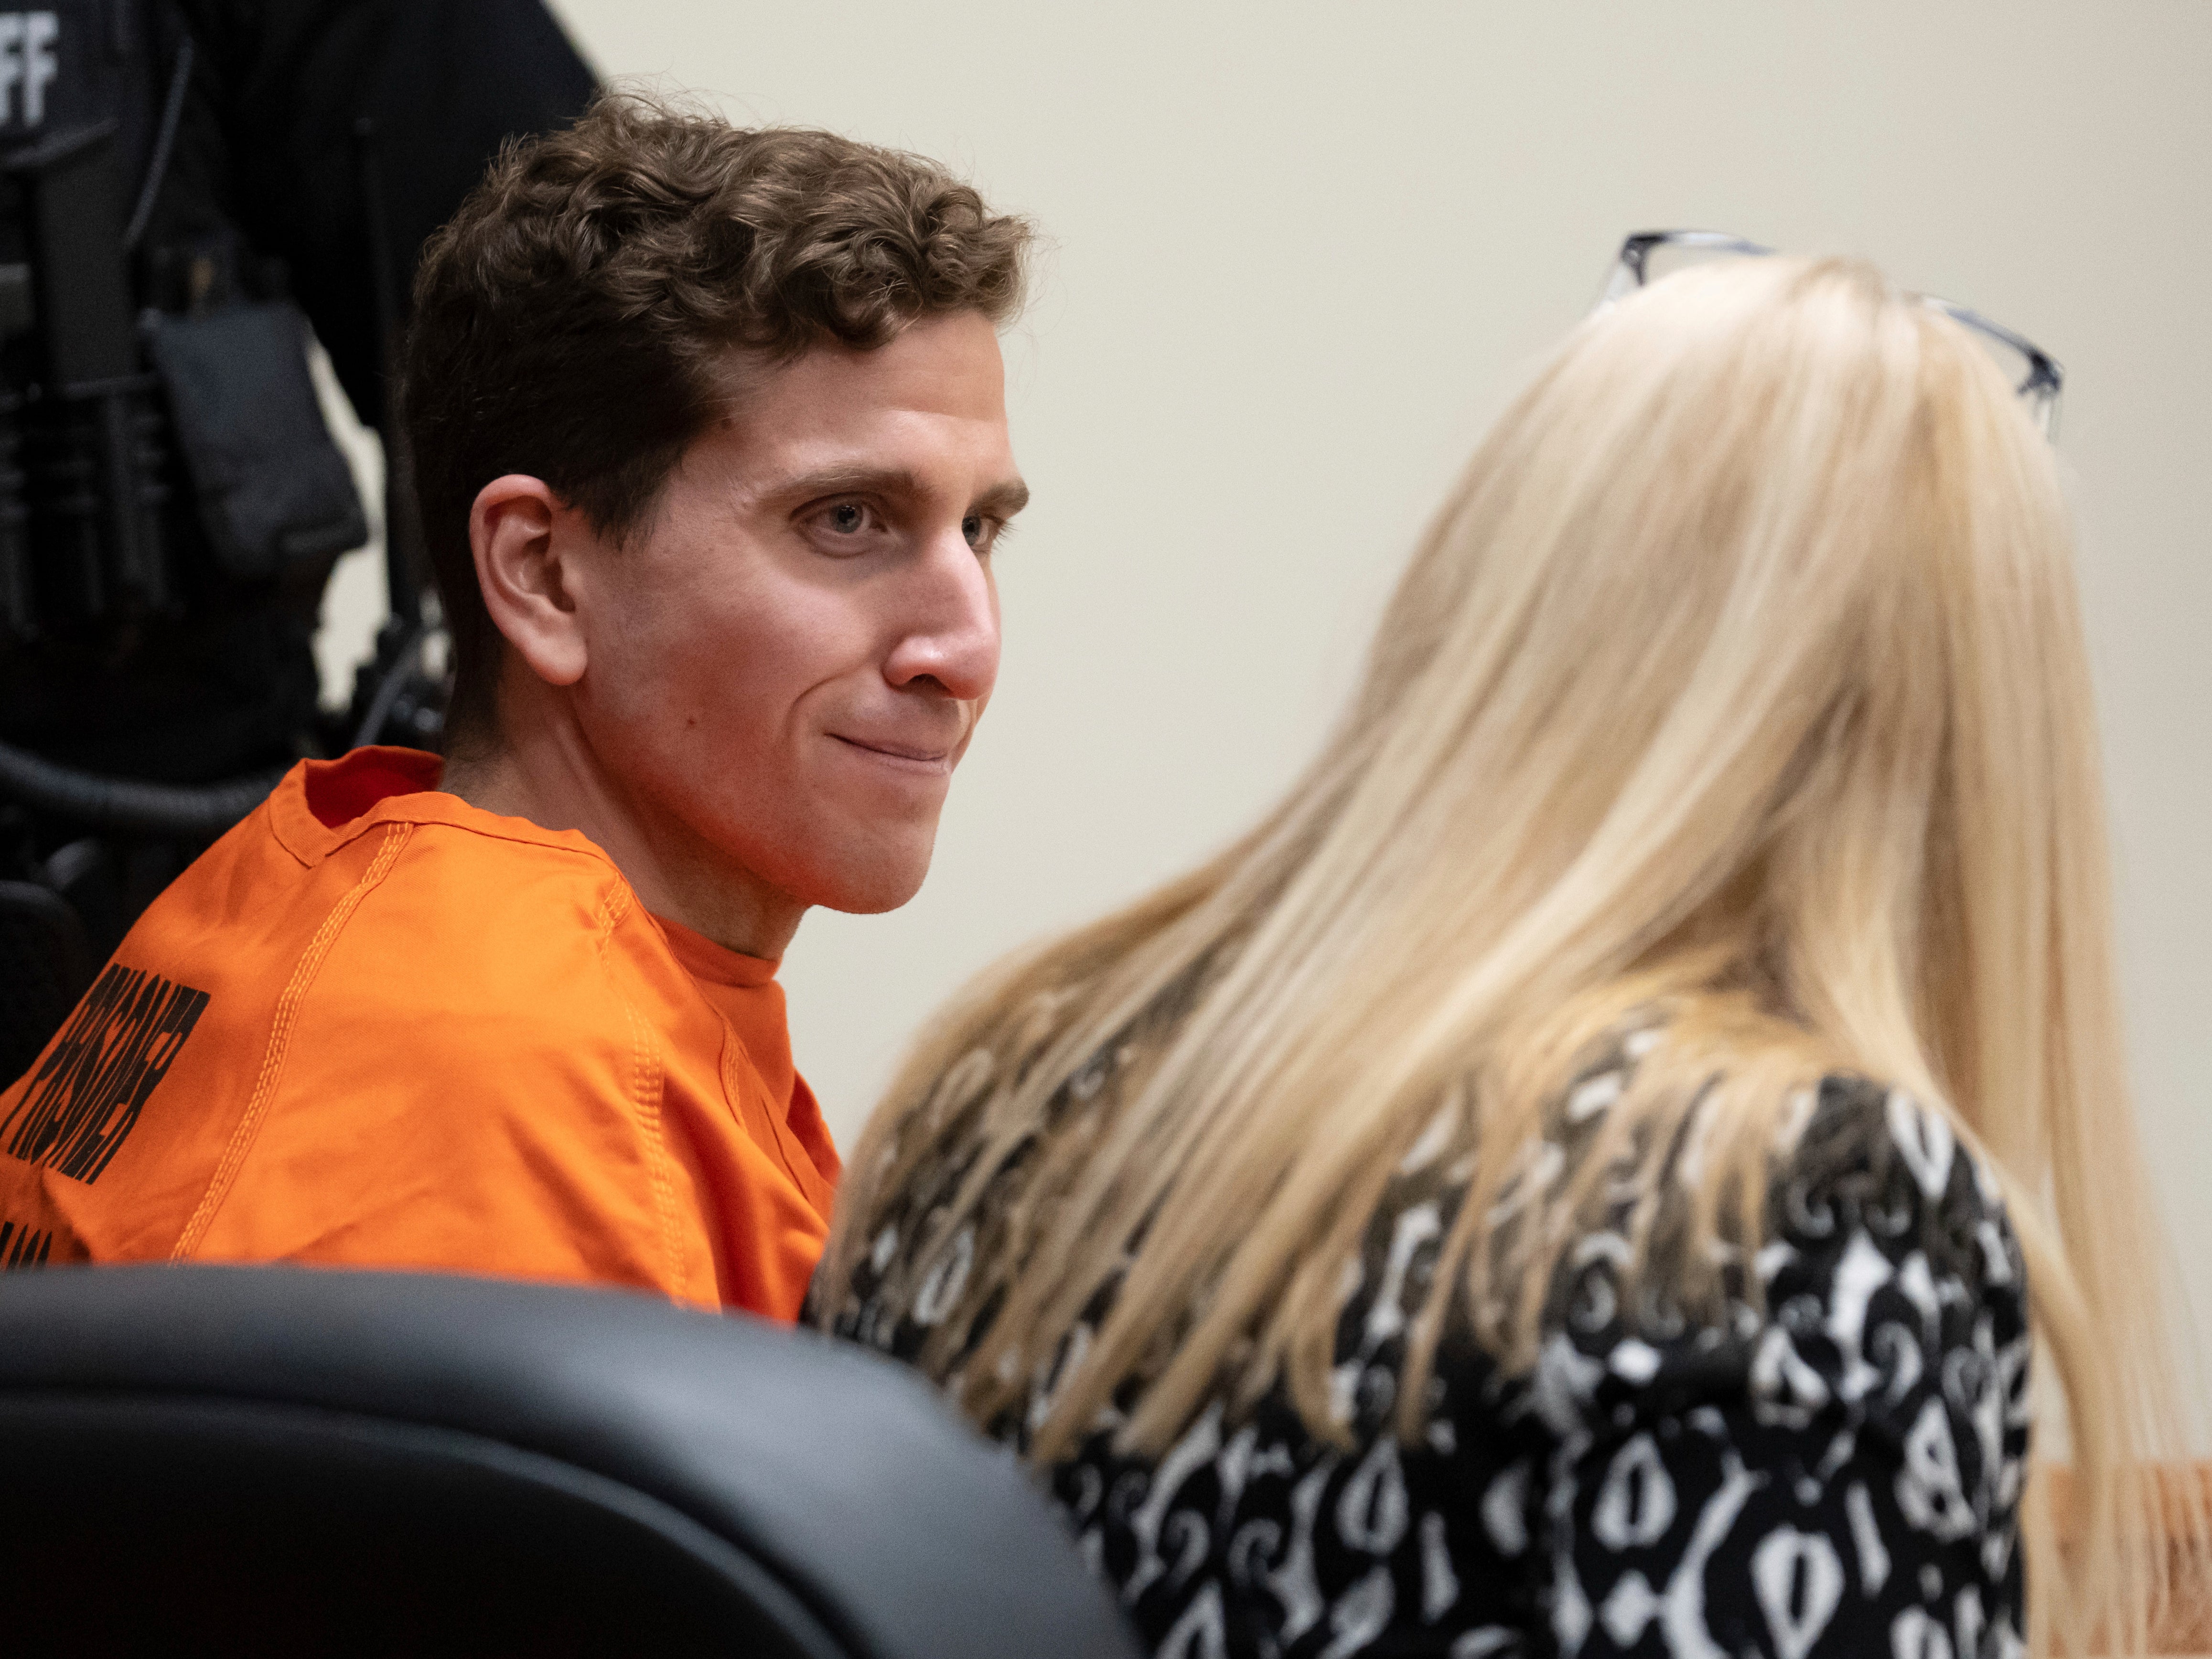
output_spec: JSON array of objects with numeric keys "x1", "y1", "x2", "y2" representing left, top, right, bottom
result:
[
  {"x1": 815, "y1": 879, "x2": 927, "y2": 917},
  {"x1": 800, "y1": 846, "x2": 934, "y2": 917}
]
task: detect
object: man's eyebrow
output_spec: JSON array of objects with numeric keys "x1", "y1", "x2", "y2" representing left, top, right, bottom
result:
[
  {"x1": 774, "y1": 465, "x2": 1030, "y2": 518},
  {"x1": 775, "y1": 465, "x2": 922, "y2": 503},
  {"x1": 973, "y1": 477, "x2": 1031, "y2": 519}
]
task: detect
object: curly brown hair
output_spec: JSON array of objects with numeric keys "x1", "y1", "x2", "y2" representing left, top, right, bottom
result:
[{"x1": 402, "y1": 90, "x2": 1034, "y2": 749}]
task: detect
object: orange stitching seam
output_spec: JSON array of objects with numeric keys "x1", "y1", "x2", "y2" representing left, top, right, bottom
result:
[
  {"x1": 171, "y1": 823, "x2": 413, "y2": 1259},
  {"x1": 594, "y1": 887, "x2": 687, "y2": 1300},
  {"x1": 720, "y1": 1021, "x2": 812, "y2": 1195}
]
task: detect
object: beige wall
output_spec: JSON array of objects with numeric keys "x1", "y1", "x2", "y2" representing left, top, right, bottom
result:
[{"x1": 351, "y1": 3, "x2": 2212, "y2": 1397}]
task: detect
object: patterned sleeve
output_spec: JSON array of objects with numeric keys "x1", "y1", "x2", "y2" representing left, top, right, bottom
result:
[{"x1": 1527, "y1": 1079, "x2": 2031, "y2": 1659}]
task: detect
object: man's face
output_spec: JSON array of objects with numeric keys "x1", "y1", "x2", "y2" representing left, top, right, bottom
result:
[{"x1": 560, "y1": 310, "x2": 1022, "y2": 918}]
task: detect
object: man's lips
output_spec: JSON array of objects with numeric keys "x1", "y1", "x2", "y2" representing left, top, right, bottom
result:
[{"x1": 829, "y1": 734, "x2": 958, "y2": 774}]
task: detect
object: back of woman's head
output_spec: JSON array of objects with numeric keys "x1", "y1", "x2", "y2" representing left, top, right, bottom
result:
[
  {"x1": 826, "y1": 255, "x2": 2190, "y2": 1651},
  {"x1": 1352, "y1": 255, "x2": 2086, "y2": 1163}
]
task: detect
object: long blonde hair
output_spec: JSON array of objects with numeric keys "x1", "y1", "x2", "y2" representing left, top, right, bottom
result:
[{"x1": 823, "y1": 256, "x2": 2197, "y2": 1650}]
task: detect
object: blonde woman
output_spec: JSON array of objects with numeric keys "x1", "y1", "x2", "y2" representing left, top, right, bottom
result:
[{"x1": 811, "y1": 248, "x2": 2199, "y2": 1658}]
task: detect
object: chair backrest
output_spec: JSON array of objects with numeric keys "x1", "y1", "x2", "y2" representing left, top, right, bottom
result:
[
  {"x1": 0, "y1": 1265, "x2": 1143, "y2": 1659},
  {"x1": 0, "y1": 877, "x2": 92, "y2": 1082}
]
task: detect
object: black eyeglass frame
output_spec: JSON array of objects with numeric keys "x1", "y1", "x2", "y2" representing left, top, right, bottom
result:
[{"x1": 1600, "y1": 230, "x2": 2064, "y2": 437}]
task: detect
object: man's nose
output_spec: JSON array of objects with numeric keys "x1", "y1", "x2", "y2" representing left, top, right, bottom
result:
[{"x1": 881, "y1": 525, "x2": 999, "y2": 702}]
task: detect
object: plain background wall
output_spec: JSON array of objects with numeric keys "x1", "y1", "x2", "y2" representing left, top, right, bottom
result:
[{"x1": 322, "y1": 3, "x2": 2212, "y2": 1408}]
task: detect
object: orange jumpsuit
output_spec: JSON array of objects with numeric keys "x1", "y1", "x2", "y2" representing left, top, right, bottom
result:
[{"x1": 0, "y1": 747, "x2": 838, "y2": 1316}]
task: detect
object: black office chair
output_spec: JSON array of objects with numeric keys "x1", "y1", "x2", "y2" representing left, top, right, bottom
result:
[
  {"x1": 0, "y1": 876, "x2": 94, "y2": 1081},
  {"x1": 0, "y1": 1265, "x2": 1143, "y2": 1659}
]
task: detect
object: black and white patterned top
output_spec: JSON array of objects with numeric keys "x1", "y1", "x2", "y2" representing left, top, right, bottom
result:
[{"x1": 816, "y1": 1027, "x2": 2031, "y2": 1659}]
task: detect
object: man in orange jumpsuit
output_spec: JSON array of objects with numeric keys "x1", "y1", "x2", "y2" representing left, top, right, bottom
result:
[{"x1": 0, "y1": 96, "x2": 1033, "y2": 1317}]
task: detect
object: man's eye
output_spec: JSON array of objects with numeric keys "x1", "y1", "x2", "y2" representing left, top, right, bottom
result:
[
  {"x1": 963, "y1": 513, "x2": 998, "y2": 552},
  {"x1": 825, "y1": 503, "x2": 870, "y2": 535}
]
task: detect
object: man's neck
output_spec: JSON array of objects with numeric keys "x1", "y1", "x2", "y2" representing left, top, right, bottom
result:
[{"x1": 440, "y1": 715, "x2": 806, "y2": 963}]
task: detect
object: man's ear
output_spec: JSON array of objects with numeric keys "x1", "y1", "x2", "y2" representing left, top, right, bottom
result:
[{"x1": 470, "y1": 475, "x2": 588, "y2": 687}]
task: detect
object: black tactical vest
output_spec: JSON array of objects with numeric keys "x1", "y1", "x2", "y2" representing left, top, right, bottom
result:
[{"x1": 0, "y1": 0, "x2": 365, "y2": 775}]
